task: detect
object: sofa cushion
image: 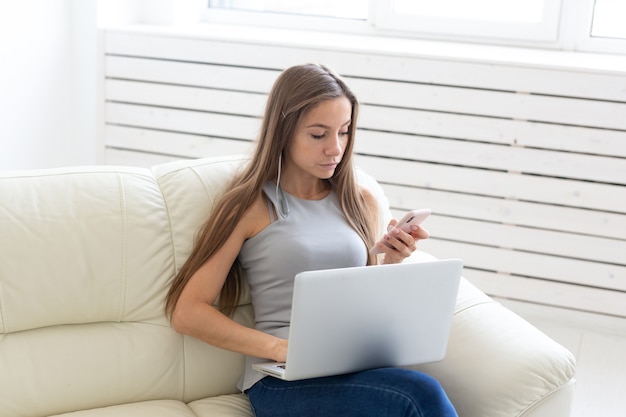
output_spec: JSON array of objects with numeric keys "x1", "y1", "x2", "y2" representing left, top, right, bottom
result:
[
  {"x1": 188, "y1": 393, "x2": 253, "y2": 417},
  {"x1": 151, "y1": 155, "x2": 247, "y2": 281},
  {"x1": 49, "y1": 395, "x2": 254, "y2": 417},
  {"x1": 0, "y1": 167, "x2": 174, "y2": 332}
]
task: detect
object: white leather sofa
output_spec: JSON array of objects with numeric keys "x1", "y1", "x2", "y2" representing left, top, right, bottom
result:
[{"x1": 0, "y1": 155, "x2": 576, "y2": 417}]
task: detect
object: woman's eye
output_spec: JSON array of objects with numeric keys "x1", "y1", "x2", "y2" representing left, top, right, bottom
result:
[
  {"x1": 311, "y1": 133, "x2": 325, "y2": 140},
  {"x1": 340, "y1": 131, "x2": 349, "y2": 136}
]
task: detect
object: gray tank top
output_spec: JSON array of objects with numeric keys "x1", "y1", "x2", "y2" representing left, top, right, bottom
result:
[{"x1": 236, "y1": 181, "x2": 368, "y2": 392}]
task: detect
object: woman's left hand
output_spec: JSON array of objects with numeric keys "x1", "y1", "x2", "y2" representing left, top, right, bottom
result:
[{"x1": 370, "y1": 220, "x2": 429, "y2": 264}]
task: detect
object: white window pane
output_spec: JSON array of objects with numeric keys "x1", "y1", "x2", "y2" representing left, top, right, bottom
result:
[
  {"x1": 393, "y1": 0, "x2": 545, "y2": 23},
  {"x1": 375, "y1": 0, "x2": 561, "y2": 42},
  {"x1": 208, "y1": 0, "x2": 369, "y2": 20},
  {"x1": 591, "y1": 0, "x2": 626, "y2": 39}
]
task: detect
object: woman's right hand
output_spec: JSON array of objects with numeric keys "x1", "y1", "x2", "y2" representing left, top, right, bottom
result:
[{"x1": 273, "y1": 338, "x2": 288, "y2": 363}]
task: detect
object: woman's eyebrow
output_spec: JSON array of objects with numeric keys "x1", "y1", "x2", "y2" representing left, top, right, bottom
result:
[{"x1": 306, "y1": 120, "x2": 351, "y2": 129}]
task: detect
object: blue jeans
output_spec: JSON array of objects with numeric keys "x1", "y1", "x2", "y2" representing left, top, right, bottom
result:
[{"x1": 247, "y1": 367, "x2": 458, "y2": 417}]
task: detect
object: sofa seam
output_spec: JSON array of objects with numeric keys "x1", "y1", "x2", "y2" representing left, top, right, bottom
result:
[
  {"x1": 0, "y1": 276, "x2": 7, "y2": 333},
  {"x1": 182, "y1": 332, "x2": 188, "y2": 402},
  {"x1": 189, "y1": 167, "x2": 212, "y2": 203},
  {"x1": 151, "y1": 155, "x2": 247, "y2": 177},
  {"x1": 453, "y1": 300, "x2": 496, "y2": 316},
  {"x1": 0, "y1": 168, "x2": 152, "y2": 181},
  {"x1": 150, "y1": 168, "x2": 185, "y2": 399},
  {"x1": 178, "y1": 168, "x2": 213, "y2": 403},
  {"x1": 186, "y1": 159, "x2": 245, "y2": 218},
  {"x1": 117, "y1": 173, "x2": 129, "y2": 322},
  {"x1": 151, "y1": 170, "x2": 179, "y2": 278},
  {"x1": 514, "y1": 378, "x2": 575, "y2": 417}
]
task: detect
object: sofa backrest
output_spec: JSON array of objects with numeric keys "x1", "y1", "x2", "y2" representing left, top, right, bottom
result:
[{"x1": 0, "y1": 155, "x2": 390, "y2": 417}]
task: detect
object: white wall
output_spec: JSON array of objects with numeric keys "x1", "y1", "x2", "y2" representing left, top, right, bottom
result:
[
  {"x1": 0, "y1": 0, "x2": 203, "y2": 170},
  {"x1": 0, "y1": 0, "x2": 99, "y2": 170}
]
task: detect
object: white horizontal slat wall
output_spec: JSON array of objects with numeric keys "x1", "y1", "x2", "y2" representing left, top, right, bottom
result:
[{"x1": 102, "y1": 28, "x2": 626, "y2": 317}]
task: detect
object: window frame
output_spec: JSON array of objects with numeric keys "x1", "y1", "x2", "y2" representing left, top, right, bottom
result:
[{"x1": 568, "y1": 0, "x2": 626, "y2": 54}]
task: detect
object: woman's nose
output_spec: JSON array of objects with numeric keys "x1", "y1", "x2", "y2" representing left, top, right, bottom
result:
[{"x1": 326, "y1": 134, "x2": 343, "y2": 155}]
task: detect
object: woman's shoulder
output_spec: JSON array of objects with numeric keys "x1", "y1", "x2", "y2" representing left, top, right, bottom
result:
[{"x1": 239, "y1": 192, "x2": 273, "y2": 240}]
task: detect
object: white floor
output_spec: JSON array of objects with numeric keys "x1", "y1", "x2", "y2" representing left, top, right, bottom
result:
[{"x1": 496, "y1": 298, "x2": 626, "y2": 417}]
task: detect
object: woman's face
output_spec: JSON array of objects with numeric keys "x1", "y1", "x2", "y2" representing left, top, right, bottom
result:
[{"x1": 284, "y1": 96, "x2": 352, "y2": 182}]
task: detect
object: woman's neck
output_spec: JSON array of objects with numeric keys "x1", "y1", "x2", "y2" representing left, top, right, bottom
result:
[{"x1": 279, "y1": 179, "x2": 330, "y2": 200}]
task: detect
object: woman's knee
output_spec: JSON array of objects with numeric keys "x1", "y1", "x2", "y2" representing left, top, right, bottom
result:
[{"x1": 372, "y1": 368, "x2": 457, "y2": 417}]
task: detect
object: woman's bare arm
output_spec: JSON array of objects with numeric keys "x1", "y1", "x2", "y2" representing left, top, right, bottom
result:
[{"x1": 170, "y1": 197, "x2": 288, "y2": 362}]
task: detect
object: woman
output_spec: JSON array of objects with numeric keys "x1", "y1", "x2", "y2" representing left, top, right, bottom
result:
[{"x1": 165, "y1": 63, "x2": 457, "y2": 417}]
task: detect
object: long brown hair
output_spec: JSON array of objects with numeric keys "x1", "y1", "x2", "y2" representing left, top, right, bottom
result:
[{"x1": 165, "y1": 64, "x2": 378, "y2": 319}]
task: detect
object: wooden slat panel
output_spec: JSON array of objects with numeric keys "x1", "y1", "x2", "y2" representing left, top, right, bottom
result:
[
  {"x1": 463, "y1": 269, "x2": 626, "y2": 317},
  {"x1": 416, "y1": 239, "x2": 626, "y2": 292},
  {"x1": 359, "y1": 105, "x2": 626, "y2": 158},
  {"x1": 342, "y1": 61, "x2": 626, "y2": 103},
  {"x1": 382, "y1": 184, "x2": 626, "y2": 240},
  {"x1": 105, "y1": 79, "x2": 266, "y2": 116},
  {"x1": 105, "y1": 56, "x2": 279, "y2": 93},
  {"x1": 356, "y1": 130, "x2": 626, "y2": 185},
  {"x1": 349, "y1": 78, "x2": 626, "y2": 130},
  {"x1": 105, "y1": 125, "x2": 254, "y2": 159},
  {"x1": 104, "y1": 54, "x2": 626, "y2": 158},
  {"x1": 105, "y1": 79, "x2": 626, "y2": 180},
  {"x1": 102, "y1": 29, "x2": 626, "y2": 318},
  {"x1": 105, "y1": 102, "x2": 261, "y2": 141},
  {"x1": 104, "y1": 148, "x2": 185, "y2": 167},
  {"x1": 355, "y1": 155, "x2": 626, "y2": 213},
  {"x1": 105, "y1": 31, "x2": 626, "y2": 101},
  {"x1": 388, "y1": 207, "x2": 624, "y2": 266},
  {"x1": 427, "y1": 216, "x2": 624, "y2": 266}
]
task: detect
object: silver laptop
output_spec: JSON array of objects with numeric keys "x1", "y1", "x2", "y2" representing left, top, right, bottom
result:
[{"x1": 252, "y1": 259, "x2": 462, "y2": 381}]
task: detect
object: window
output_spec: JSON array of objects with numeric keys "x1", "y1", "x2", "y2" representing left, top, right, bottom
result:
[
  {"x1": 573, "y1": 0, "x2": 626, "y2": 54},
  {"x1": 375, "y1": 0, "x2": 562, "y2": 42},
  {"x1": 204, "y1": 0, "x2": 626, "y2": 54},
  {"x1": 393, "y1": 0, "x2": 545, "y2": 22},
  {"x1": 204, "y1": 0, "x2": 370, "y2": 33},
  {"x1": 207, "y1": 0, "x2": 369, "y2": 20},
  {"x1": 591, "y1": 0, "x2": 626, "y2": 39}
]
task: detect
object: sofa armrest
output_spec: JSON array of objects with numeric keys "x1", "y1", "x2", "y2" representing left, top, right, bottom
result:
[{"x1": 404, "y1": 251, "x2": 576, "y2": 417}]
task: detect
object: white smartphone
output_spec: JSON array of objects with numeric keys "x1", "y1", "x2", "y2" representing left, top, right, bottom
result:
[
  {"x1": 395, "y1": 208, "x2": 431, "y2": 232},
  {"x1": 371, "y1": 208, "x2": 431, "y2": 254}
]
